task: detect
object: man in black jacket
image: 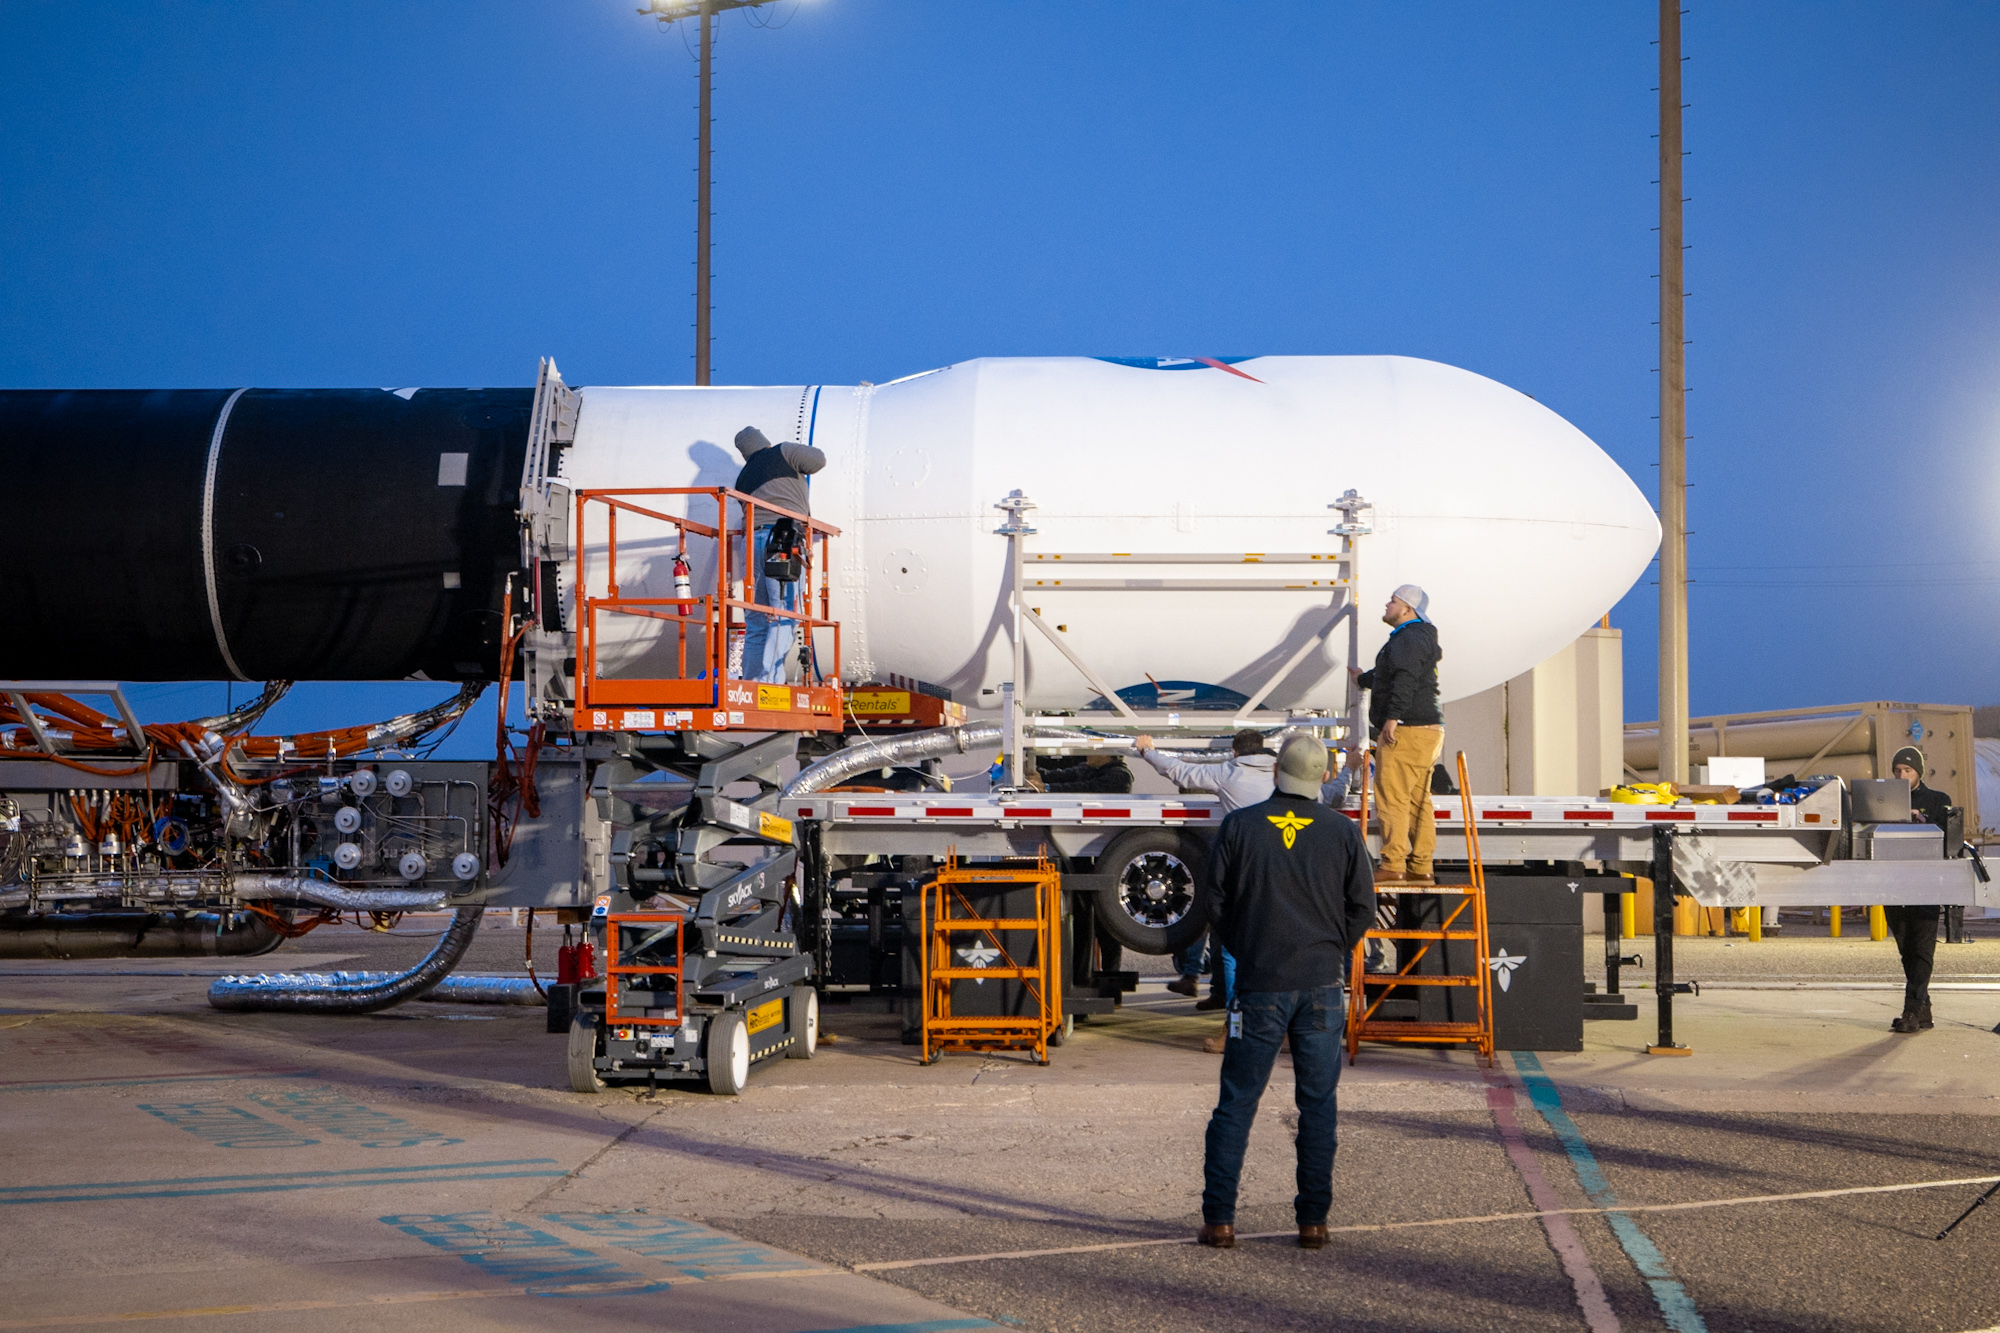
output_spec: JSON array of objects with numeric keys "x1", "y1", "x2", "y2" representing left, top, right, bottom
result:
[
  {"x1": 1352, "y1": 583, "x2": 1443, "y2": 884},
  {"x1": 1885, "y1": 745, "x2": 1952, "y2": 1034},
  {"x1": 1197, "y1": 737, "x2": 1375, "y2": 1252}
]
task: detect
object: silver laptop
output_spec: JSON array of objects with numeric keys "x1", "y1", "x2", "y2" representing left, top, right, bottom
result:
[{"x1": 1851, "y1": 778, "x2": 1911, "y2": 824}]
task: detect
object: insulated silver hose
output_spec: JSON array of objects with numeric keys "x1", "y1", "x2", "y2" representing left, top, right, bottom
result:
[
  {"x1": 207, "y1": 905, "x2": 483, "y2": 1013},
  {"x1": 230, "y1": 874, "x2": 447, "y2": 912},
  {"x1": 782, "y1": 722, "x2": 1315, "y2": 798},
  {"x1": 784, "y1": 723, "x2": 1135, "y2": 797}
]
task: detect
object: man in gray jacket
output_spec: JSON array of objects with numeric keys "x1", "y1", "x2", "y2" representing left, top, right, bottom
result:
[
  {"x1": 1135, "y1": 730, "x2": 1277, "y2": 1011},
  {"x1": 733, "y1": 426, "x2": 826, "y2": 683}
]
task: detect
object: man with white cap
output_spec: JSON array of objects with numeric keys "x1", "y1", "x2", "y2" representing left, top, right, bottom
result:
[
  {"x1": 1352, "y1": 584, "x2": 1444, "y2": 884},
  {"x1": 1196, "y1": 735, "x2": 1375, "y2": 1253}
]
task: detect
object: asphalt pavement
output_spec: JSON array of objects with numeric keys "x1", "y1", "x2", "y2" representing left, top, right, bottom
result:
[{"x1": 2, "y1": 916, "x2": 1998, "y2": 1332}]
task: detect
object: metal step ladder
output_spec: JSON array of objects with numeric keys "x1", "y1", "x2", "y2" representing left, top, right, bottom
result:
[{"x1": 1347, "y1": 752, "x2": 1495, "y2": 1066}]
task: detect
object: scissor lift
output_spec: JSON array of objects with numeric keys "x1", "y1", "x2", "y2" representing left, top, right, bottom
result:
[{"x1": 551, "y1": 483, "x2": 843, "y2": 1093}]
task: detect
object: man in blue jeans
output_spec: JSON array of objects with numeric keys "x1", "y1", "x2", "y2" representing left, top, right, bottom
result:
[{"x1": 1198, "y1": 735, "x2": 1376, "y2": 1251}]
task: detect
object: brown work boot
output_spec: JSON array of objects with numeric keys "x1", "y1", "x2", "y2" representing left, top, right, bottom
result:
[
  {"x1": 1919, "y1": 1003, "x2": 1935, "y2": 1030},
  {"x1": 1890, "y1": 1011, "x2": 1923, "y2": 1034},
  {"x1": 1194, "y1": 993, "x2": 1229, "y2": 1011},
  {"x1": 1298, "y1": 1223, "x2": 1329, "y2": 1250},
  {"x1": 1198, "y1": 1223, "x2": 1236, "y2": 1248},
  {"x1": 1166, "y1": 976, "x2": 1200, "y2": 998},
  {"x1": 1202, "y1": 1032, "x2": 1227, "y2": 1054},
  {"x1": 1375, "y1": 868, "x2": 1406, "y2": 885},
  {"x1": 1404, "y1": 873, "x2": 1436, "y2": 886}
]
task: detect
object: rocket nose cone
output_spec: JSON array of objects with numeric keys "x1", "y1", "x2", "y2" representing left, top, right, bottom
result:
[{"x1": 1364, "y1": 357, "x2": 1659, "y2": 700}]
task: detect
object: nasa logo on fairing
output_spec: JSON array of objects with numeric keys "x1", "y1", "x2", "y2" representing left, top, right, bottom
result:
[{"x1": 1095, "y1": 356, "x2": 1264, "y2": 382}]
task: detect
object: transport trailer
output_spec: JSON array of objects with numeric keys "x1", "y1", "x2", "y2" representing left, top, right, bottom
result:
[{"x1": 780, "y1": 775, "x2": 1995, "y2": 1018}]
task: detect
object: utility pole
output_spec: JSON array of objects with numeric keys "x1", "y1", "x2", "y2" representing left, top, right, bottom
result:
[
  {"x1": 696, "y1": 1, "x2": 713, "y2": 385},
  {"x1": 1656, "y1": 0, "x2": 1689, "y2": 786},
  {"x1": 642, "y1": 0, "x2": 791, "y2": 386}
]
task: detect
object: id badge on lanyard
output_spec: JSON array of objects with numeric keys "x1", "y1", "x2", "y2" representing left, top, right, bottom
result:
[{"x1": 1227, "y1": 1000, "x2": 1242, "y2": 1041}]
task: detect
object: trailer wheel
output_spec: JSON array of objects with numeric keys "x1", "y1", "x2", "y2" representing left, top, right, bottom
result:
[
  {"x1": 786, "y1": 985, "x2": 818, "y2": 1059},
  {"x1": 706, "y1": 1010, "x2": 750, "y2": 1095},
  {"x1": 566, "y1": 1011, "x2": 605, "y2": 1094},
  {"x1": 1092, "y1": 829, "x2": 1208, "y2": 955}
]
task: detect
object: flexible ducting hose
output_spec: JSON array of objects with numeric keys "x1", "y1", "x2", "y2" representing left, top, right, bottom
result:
[
  {"x1": 230, "y1": 874, "x2": 448, "y2": 913},
  {"x1": 782, "y1": 722, "x2": 1318, "y2": 798},
  {"x1": 207, "y1": 905, "x2": 483, "y2": 1013}
]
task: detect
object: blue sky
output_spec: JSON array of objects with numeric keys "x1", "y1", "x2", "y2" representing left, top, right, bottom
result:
[{"x1": 4, "y1": 1, "x2": 1995, "y2": 751}]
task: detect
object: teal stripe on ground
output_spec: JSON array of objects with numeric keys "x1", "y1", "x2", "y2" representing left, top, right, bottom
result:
[
  {"x1": 1, "y1": 1159, "x2": 563, "y2": 1205},
  {"x1": 0, "y1": 1070, "x2": 314, "y2": 1092},
  {"x1": 1512, "y1": 1052, "x2": 1708, "y2": 1333},
  {"x1": 800, "y1": 1323, "x2": 1002, "y2": 1332},
  {"x1": 3, "y1": 1169, "x2": 567, "y2": 1205}
]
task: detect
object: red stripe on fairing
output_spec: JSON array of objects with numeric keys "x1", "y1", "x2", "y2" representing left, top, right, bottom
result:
[{"x1": 1195, "y1": 357, "x2": 1264, "y2": 383}]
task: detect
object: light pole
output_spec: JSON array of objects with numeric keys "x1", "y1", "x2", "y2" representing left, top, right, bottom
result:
[{"x1": 642, "y1": 0, "x2": 791, "y2": 386}]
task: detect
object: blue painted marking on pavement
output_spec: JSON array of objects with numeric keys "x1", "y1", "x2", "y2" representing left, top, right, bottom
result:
[
  {"x1": 550, "y1": 1213, "x2": 820, "y2": 1282},
  {"x1": 0, "y1": 1159, "x2": 563, "y2": 1206},
  {"x1": 1512, "y1": 1052, "x2": 1708, "y2": 1333},
  {"x1": 384, "y1": 1212, "x2": 673, "y2": 1297}
]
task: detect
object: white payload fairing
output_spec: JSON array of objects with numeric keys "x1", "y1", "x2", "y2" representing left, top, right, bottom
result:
[{"x1": 564, "y1": 355, "x2": 1659, "y2": 711}]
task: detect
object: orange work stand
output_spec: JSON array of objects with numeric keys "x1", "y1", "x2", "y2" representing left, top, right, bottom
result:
[{"x1": 917, "y1": 855, "x2": 1063, "y2": 1066}]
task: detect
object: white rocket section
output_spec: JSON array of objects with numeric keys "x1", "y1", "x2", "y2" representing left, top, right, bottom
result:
[{"x1": 563, "y1": 356, "x2": 1659, "y2": 712}]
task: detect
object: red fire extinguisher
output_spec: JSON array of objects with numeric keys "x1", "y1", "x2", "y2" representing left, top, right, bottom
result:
[
  {"x1": 557, "y1": 929, "x2": 596, "y2": 984},
  {"x1": 671, "y1": 553, "x2": 692, "y2": 613}
]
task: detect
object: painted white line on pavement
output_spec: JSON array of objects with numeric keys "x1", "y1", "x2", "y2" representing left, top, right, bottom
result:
[{"x1": 850, "y1": 1173, "x2": 2000, "y2": 1273}]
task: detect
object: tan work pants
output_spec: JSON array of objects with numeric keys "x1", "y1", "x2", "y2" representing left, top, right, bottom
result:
[{"x1": 1376, "y1": 724, "x2": 1444, "y2": 876}]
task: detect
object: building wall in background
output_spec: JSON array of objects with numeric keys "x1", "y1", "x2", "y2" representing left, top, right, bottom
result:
[{"x1": 1443, "y1": 625, "x2": 1623, "y2": 796}]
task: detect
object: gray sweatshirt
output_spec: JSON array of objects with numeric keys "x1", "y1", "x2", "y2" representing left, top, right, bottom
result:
[
  {"x1": 1137, "y1": 749, "x2": 1277, "y2": 814},
  {"x1": 733, "y1": 427, "x2": 826, "y2": 520}
]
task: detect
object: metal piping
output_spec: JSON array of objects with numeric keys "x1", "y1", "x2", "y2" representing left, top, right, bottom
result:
[
  {"x1": 0, "y1": 910, "x2": 284, "y2": 960},
  {"x1": 207, "y1": 905, "x2": 483, "y2": 1013},
  {"x1": 230, "y1": 874, "x2": 448, "y2": 913}
]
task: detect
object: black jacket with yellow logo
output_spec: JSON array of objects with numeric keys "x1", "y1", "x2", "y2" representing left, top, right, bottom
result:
[{"x1": 1205, "y1": 791, "x2": 1377, "y2": 994}]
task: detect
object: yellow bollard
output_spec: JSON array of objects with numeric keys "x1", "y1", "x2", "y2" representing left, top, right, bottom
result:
[
  {"x1": 1829, "y1": 905, "x2": 1841, "y2": 938},
  {"x1": 1869, "y1": 905, "x2": 1888, "y2": 942},
  {"x1": 1747, "y1": 906, "x2": 1762, "y2": 942},
  {"x1": 1621, "y1": 890, "x2": 1638, "y2": 940}
]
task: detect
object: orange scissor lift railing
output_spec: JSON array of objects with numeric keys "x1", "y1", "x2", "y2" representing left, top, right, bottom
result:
[
  {"x1": 1346, "y1": 750, "x2": 1494, "y2": 1067},
  {"x1": 603, "y1": 912, "x2": 686, "y2": 1031},
  {"x1": 919, "y1": 856, "x2": 1063, "y2": 1066},
  {"x1": 572, "y1": 487, "x2": 844, "y2": 734}
]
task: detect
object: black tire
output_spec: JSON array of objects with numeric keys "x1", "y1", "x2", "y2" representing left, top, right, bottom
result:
[
  {"x1": 1092, "y1": 829, "x2": 1208, "y2": 955},
  {"x1": 705, "y1": 1010, "x2": 750, "y2": 1095},
  {"x1": 566, "y1": 1011, "x2": 605, "y2": 1094},
  {"x1": 1048, "y1": 1012, "x2": 1074, "y2": 1047},
  {"x1": 786, "y1": 985, "x2": 818, "y2": 1058}
]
